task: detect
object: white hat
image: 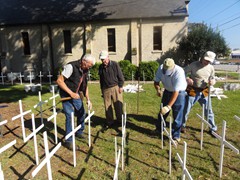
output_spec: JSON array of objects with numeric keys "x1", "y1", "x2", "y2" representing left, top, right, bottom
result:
[
  {"x1": 163, "y1": 58, "x2": 175, "y2": 75},
  {"x1": 203, "y1": 51, "x2": 216, "y2": 63},
  {"x1": 99, "y1": 50, "x2": 109, "y2": 59}
]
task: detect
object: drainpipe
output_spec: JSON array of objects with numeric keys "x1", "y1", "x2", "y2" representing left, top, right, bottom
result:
[
  {"x1": 138, "y1": 18, "x2": 142, "y2": 65},
  {"x1": 47, "y1": 24, "x2": 55, "y2": 74}
]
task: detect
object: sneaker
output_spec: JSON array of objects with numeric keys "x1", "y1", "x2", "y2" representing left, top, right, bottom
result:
[
  {"x1": 173, "y1": 137, "x2": 181, "y2": 144},
  {"x1": 208, "y1": 130, "x2": 217, "y2": 138},
  {"x1": 181, "y1": 127, "x2": 186, "y2": 133},
  {"x1": 64, "y1": 142, "x2": 80, "y2": 151},
  {"x1": 76, "y1": 133, "x2": 85, "y2": 139}
]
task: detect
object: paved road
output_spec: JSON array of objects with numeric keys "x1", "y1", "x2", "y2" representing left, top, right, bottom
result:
[{"x1": 213, "y1": 64, "x2": 240, "y2": 72}]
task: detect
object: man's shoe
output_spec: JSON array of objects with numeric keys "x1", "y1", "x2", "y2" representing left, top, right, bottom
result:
[
  {"x1": 173, "y1": 137, "x2": 181, "y2": 144},
  {"x1": 181, "y1": 127, "x2": 186, "y2": 133},
  {"x1": 208, "y1": 130, "x2": 217, "y2": 138},
  {"x1": 76, "y1": 133, "x2": 85, "y2": 139},
  {"x1": 64, "y1": 142, "x2": 80, "y2": 151}
]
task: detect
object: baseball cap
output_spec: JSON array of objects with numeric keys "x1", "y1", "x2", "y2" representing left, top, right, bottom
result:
[
  {"x1": 99, "y1": 50, "x2": 109, "y2": 59},
  {"x1": 163, "y1": 58, "x2": 175, "y2": 75},
  {"x1": 203, "y1": 51, "x2": 216, "y2": 63}
]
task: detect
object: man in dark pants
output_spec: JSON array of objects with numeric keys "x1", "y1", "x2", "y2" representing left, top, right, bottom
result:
[
  {"x1": 153, "y1": 58, "x2": 187, "y2": 143},
  {"x1": 98, "y1": 50, "x2": 124, "y2": 128},
  {"x1": 57, "y1": 54, "x2": 95, "y2": 150}
]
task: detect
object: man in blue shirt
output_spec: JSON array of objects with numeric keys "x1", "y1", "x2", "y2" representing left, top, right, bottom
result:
[{"x1": 153, "y1": 58, "x2": 187, "y2": 143}]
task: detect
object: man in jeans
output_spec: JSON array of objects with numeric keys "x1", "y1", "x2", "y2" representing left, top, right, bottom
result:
[
  {"x1": 57, "y1": 54, "x2": 95, "y2": 150},
  {"x1": 153, "y1": 58, "x2": 187, "y2": 143},
  {"x1": 182, "y1": 51, "x2": 217, "y2": 134},
  {"x1": 98, "y1": 50, "x2": 124, "y2": 129}
]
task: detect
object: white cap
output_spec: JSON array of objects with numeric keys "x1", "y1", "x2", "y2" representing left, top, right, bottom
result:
[
  {"x1": 163, "y1": 58, "x2": 175, "y2": 75},
  {"x1": 99, "y1": 50, "x2": 109, "y2": 59},
  {"x1": 203, "y1": 51, "x2": 216, "y2": 63}
]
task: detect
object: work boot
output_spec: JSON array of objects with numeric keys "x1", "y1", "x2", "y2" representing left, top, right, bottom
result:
[{"x1": 181, "y1": 127, "x2": 186, "y2": 133}]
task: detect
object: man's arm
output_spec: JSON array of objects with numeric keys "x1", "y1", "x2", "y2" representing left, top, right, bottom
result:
[{"x1": 56, "y1": 75, "x2": 80, "y2": 99}]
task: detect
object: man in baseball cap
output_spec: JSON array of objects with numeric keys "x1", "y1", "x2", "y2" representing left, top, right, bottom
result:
[
  {"x1": 153, "y1": 58, "x2": 187, "y2": 144},
  {"x1": 182, "y1": 51, "x2": 217, "y2": 135}
]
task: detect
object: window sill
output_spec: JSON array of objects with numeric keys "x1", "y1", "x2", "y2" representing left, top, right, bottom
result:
[
  {"x1": 63, "y1": 53, "x2": 73, "y2": 56},
  {"x1": 109, "y1": 52, "x2": 116, "y2": 55},
  {"x1": 151, "y1": 50, "x2": 163, "y2": 54}
]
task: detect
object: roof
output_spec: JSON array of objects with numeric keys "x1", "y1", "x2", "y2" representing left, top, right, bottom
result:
[{"x1": 0, "y1": 0, "x2": 188, "y2": 26}]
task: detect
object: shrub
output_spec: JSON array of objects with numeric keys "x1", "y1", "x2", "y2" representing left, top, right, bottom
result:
[
  {"x1": 119, "y1": 60, "x2": 137, "y2": 80},
  {"x1": 89, "y1": 63, "x2": 100, "y2": 80},
  {"x1": 138, "y1": 61, "x2": 159, "y2": 81}
]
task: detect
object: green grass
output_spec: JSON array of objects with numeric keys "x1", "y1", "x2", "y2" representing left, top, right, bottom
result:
[{"x1": 0, "y1": 82, "x2": 240, "y2": 179}]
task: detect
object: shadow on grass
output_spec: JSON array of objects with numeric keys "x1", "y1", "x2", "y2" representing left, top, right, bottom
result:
[{"x1": 0, "y1": 85, "x2": 51, "y2": 103}]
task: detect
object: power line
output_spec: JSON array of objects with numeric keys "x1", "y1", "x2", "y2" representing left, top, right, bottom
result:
[
  {"x1": 221, "y1": 22, "x2": 240, "y2": 31},
  {"x1": 208, "y1": 0, "x2": 240, "y2": 20},
  {"x1": 214, "y1": 15, "x2": 240, "y2": 29}
]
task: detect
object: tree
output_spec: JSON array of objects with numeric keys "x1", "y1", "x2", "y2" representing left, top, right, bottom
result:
[{"x1": 161, "y1": 23, "x2": 231, "y2": 66}]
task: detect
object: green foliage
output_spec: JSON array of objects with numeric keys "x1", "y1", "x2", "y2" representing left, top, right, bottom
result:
[
  {"x1": 118, "y1": 60, "x2": 137, "y2": 80},
  {"x1": 139, "y1": 61, "x2": 159, "y2": 81},
  {"x1": 162, "y1": 24, "x2": 231, "y2": 66},
  {"x1": 89, "y1": 62, "x2": 100, "y2": 80}
]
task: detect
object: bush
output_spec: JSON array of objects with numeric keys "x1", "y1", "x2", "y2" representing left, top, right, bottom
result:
[
  {"x1": 89, "y1": 63, "x2": 100, "y2": 80},
  {"x1": 119, "y1": 60, "x2": 137, "y2": 81},
  {"x1": 138, "y1": 61, "x2": 159, "y2": 81}
]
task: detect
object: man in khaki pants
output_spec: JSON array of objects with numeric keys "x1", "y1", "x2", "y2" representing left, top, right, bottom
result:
[{"x1": 98, "y1": 50, "x2": 124, "y2": 129}]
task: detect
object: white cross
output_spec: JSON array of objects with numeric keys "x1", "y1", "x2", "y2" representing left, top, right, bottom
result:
[
  {"x1": 12, "y1": 100, "x2": 32, "y2": 140},
  {"x1": 27, "y1": 72, "x2": 34, "y2": 85},
  {"x1": 196, "y1": 104, "x2": 216, "y2": 150},
  {"x1": 176, "y1": 141, "x2": 193, "y2": 180},
  {"x1": 113, "y1": 149, "x2": 121, "y2": 180},
  {"x1": 18, "y1": 72, "x2": 24, "y2": 85},
  {"x1": 47, "y1": 71, "x2": 53, "y2": 85},
  {"x1": 38, "y1": 71, "x2": 44, "y2": 85},
  {"x1": 29, "y1": 113, "x2": 44, "y2": 165},
  {"x1": 48, "y1": 86, "x2": 59, "y2": 144},
  {"x1": 0, "y1": 118, "x2": 7, "y2": 137},
  {"x1": 0, "y1": 163, "x2": 4, "y2": 180},
  {"x1": 211, "y1": 120, "x2": 239, "y2": 178},
  {"x1": 31, "y1": 131, "x2": 62, "y2": 180},
  {"x1": 0, "y1": 72, "x2": 6, "y2": 85},
  {"x1": 34, "y1": 91, "x2": 48, "y2": 124},
  {"x1": 0, "y1": 119, "x2": 16, "y2": 180},
  {"x1": 234, "y1": 115, "x2": 240, "y2": 122}
]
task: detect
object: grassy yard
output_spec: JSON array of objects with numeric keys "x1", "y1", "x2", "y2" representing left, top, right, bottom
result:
[{"x1": 0, "y1": 82, "x2": 240, "y2": 179}]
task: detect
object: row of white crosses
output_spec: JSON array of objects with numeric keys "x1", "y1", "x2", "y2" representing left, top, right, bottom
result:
[
  {"x1": 113, "y1": 103, "x2": 127, "y2": 179},
  {"x1": 196, "y1": 105, "x2": 239, "y2": 178},
  {"x1": 0, "y1": 71, "x2": 54, "y2": 85},
  {"x1": 2, "y1": 90, "x2": 95, "y2": 179},
  {"x1": 159, "y1": 103, "x2": 193, "y2": 179}
]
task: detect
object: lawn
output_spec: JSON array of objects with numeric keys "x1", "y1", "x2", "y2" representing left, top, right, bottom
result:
[{"x1": 0, "y1": 82, "x2": 240, "y2": 179}]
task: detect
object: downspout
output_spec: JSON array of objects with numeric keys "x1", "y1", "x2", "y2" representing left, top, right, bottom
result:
[
  {"x1": 138, "y1": 18, "x2": 142, "y2": 65},
  {"x1": 47, "y1": 24, "x2": 55, "y2": 74}
]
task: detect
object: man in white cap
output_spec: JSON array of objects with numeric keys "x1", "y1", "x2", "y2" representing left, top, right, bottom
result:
[
  {"x1": 182, "y1": 51, "x2": 217, "y2": 134},
  {"x1": 153, "y1": 58, "x2": 187, "y2": 143},
  {"x1": 98, "y1": 50, "x2": 124, "y2": 129}
]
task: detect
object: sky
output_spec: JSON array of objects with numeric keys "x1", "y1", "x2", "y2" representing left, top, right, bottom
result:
[{"x1": 188, "y1": 0, "x2": 240, "y2": 50}]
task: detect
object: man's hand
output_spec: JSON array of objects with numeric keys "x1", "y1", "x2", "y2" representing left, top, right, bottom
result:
[
  {"x1": 87, "y1": 100, "x2": 92, "y2": 110},
  {"x1": 209, "y1": 79, "x2": 216, "y2": 86},
  {"x1": 186, "y1": 78, "x2": 194, "y2": 86},
  {"x1": 160, "y1": 105, "x2": 171, "y2": 115},
  {"x1": 156, "y1": 89, "x2": 162, "y2": 97},
  {"x1": 71, "y1": 92, "x2": 80, "y2": 99},
  {"x1": 119, "y1": 87, "x2": 123, "y2": 93}
]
